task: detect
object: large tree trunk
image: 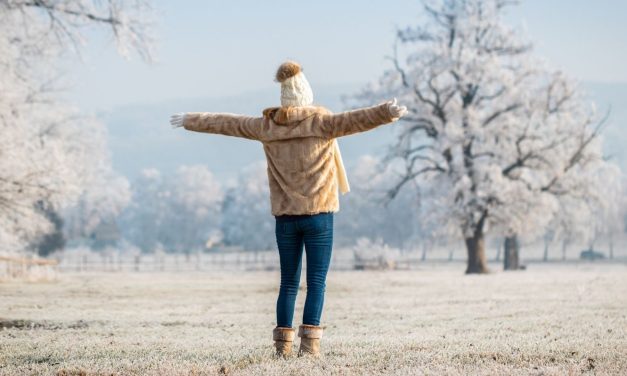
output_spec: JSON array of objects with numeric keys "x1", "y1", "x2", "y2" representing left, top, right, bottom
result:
[
  {"x1": 421, "y1": 242, "x2": 428, "y2": 261},
  {"x1": 464, "y1": 231, "x2": 489, "y2": 274},
  {"x1": 542, "y1": 230, "x2": 555, "y2": 262},
  {"x1": 504, "y1": 235, "x2": 520, "y2": 271}
]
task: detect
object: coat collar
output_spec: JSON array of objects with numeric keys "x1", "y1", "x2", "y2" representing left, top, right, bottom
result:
[{"x1": 262, "y1": 105, "x2": 332, "y2": 125}]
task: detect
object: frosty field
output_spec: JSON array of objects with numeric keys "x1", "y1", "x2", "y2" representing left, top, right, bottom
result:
[{"x1": 1, "y1": 263, "x2": 626, "y2": 375}]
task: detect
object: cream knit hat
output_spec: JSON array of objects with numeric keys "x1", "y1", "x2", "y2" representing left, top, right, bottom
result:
[
  {"x1": 275, "y1": 61, "x2": 314, "y2": 107},
  {"x1": 275, "y1": 61, "x2": 350, "y2": 194}
]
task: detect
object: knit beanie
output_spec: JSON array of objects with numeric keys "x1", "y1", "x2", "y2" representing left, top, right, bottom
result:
[
  {"x1": 275, "y1": 61, "x2": 314, "y2": 107},
  {"x1": 274, "y1": 61, "x2": 350, "y2": 195}
]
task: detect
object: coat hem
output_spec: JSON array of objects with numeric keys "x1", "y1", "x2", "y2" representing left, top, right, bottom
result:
[{"x1": 271, "y1": 207, "x2": 339, "y2": 217}]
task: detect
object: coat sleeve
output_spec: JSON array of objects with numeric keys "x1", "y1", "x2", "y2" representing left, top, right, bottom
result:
[
  {"x1": 317, "y1": 102, "x2": 399, "y2": 138},
  {"x1": 183, "y1": 112, "x2": 263, "y2": 141}
]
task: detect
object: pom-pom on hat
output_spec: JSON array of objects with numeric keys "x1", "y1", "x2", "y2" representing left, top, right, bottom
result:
[{"x1": 275, "y1": 60, "x2": 314, "y2": 107}]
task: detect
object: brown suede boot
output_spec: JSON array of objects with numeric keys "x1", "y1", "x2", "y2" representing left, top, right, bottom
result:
[
  {"x1": 273, "y1": 326, "x2": 296, "y2": 358},
  {"x1": 297, "y1": 324, "x2": 323, "y2": 357}
]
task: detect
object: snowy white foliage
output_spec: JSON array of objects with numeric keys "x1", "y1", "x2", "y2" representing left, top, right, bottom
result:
[
  {"x1": 120, "y1": 166, "x2": 223, "y2": 254},
  {"x1": 352, "y1": 237, "x2": 401, "y2": 265},
  {"x1": 221, "y1": 161, "x2": 275, "y2": 251},
  {"x1": 0, "y1": 103, "x2": 121, "y2": 252},
  {"x1": 117, "y1": 169, "x2": 165, "y2": 253},
  {"x1": 551, "y1": 162, "x2": 624, "y2": 248},
  {"x1": 162, "y1": 165, "x2": 224, "y2": 253},
  {"x1": 0, "y1": 0, "x2": 154, "y2": 254},
  {"x1": 1, "y1": 0, "x2": 155, "y2": 62},
  {"x1": 335, "y1": 155, "x2": 422, "y2": 250},
  {"x1": 351, "y1": 0, "x2": 622, "y2": 267},
  {"x1": 62, "y1": 165, "x2": 132, "y2": 244}
]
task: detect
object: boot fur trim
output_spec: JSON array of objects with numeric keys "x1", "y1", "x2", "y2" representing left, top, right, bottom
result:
[
  {"x1": 273, "y1": 326, "x2": 296, "y2": 341},
  {"x1": 298, "y1": 324, "x2": 323, "y2": 339}
]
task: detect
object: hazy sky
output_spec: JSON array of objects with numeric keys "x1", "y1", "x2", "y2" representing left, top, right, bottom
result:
[{"x1": 64, "y1": 0, "x2": 627, "y2": 112}]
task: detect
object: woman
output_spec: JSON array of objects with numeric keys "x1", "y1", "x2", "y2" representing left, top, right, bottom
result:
[{"x1": 170, "y1": 61, "x2": 407, "y2": 358}]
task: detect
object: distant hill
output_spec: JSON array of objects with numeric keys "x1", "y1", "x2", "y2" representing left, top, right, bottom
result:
[{"x1": 97, "y1": 82, "x2": 627, "y2": 183}]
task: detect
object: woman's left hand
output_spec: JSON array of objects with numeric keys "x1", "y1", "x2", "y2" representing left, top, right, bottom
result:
[{"x1": 387, "y1": 98, "x2": 408, "y2": 118}]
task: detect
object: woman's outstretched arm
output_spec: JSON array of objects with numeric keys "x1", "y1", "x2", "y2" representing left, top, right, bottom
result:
[
  {"x1": 170, "y1": 112, "x2": 263, "y2": 141},
  {"x1": 317, "y1": 98, "x2": 407, "y2": 139}
]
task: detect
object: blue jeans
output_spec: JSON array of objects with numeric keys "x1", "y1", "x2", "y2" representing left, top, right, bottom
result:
[{"x1": 274, "y1": 212, "x2": 334, "y2": 327}]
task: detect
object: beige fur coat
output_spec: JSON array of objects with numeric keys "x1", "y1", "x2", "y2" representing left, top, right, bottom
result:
[{"x1": 182, "y1": 102, "x2": 399, "y2": 216}]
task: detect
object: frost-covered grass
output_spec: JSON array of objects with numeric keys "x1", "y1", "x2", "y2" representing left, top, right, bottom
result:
[{"x1": 1, "y1": 263, "x2": 626, "y2": 375}]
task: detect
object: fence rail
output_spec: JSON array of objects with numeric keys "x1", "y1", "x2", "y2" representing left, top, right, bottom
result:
[
  {"x1": 0, "y1": 255, "x2": 59, "y2": 280},
  {"x1": 2, "y1": 250, "x2": 625, "y2": 280}
]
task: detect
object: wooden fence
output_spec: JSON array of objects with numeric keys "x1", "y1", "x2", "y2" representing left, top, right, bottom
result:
[
  {"x1": 3, "y1": 249, "x2": 624, "y2": 279},
  {"x1": 0, "y1": 255, "x2": 59, "y2": 281}
]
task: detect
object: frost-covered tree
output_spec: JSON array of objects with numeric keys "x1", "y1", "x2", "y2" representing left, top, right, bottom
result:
[
  {"x1": 221, "y1": 161, "x2": 275, "y2": 252},
  {"x1": 32, "y1": 114, "x2": 129, "y2": 254},
  {"x1": 162, "y1": 165, "x2": 223, "y2": 256},
  {"x1": 497, "y1": 73, "x2": 615, "y2": 269},
  {"x1": 63, "y1": 168, "x2": 132, "y2": 249},
  {"x1": 595, "y1": 169, "x2": 625, "y2": 259},
  {"x1": 1, "y1": 0, "x2": 154, "y2": 61},
  {"x1": 352, "y1": 0, "x2": 620, "y2": 273},
  {"x1": 539, "y1": 158, "x2": 623, "y2": 262},
  {"x1": 335, "y1": 155, "x2": 420, "y2": 251},
  {"x1": 0, "y1": 0, "x2": 154, "y2": 254},
  {"x1": 543, "y1": 165, "x2": 623, "y2": 262},
  {"x1": 119, "y1": 169, "x2": 165, "y2": 254},
  {"x1": 121, "y1": 166, "x2": 223, "y2": 256},
  {"x1": 0, "y1": 104, "x2": 125, "y2": 253}
]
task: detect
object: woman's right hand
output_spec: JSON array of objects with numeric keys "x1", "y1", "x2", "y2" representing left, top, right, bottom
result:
[{"x1": 170, "y1": 113, "x2": 186, "y2": 129}]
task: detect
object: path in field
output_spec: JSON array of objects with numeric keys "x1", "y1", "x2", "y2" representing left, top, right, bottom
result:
[{"x1": 1, "y1": 263, "x2": 626, "y2": 375}]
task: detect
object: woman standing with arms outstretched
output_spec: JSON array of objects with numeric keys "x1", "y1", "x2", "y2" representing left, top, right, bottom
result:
[{"x1": 170, "y1": 61, "x2": 407, "y2": 358}]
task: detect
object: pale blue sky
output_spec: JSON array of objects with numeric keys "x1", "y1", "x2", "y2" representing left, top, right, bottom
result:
[{"x1": 64, "y1": 0, "x2": 627, "y2": 112}]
